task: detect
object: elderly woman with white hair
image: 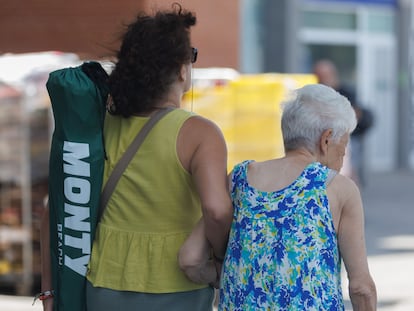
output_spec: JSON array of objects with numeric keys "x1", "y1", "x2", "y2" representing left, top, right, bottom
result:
[{"x1": 218, "y1": 84, "x2": 377, "y2": 310}]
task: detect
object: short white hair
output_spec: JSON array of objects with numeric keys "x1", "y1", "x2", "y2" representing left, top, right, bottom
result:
[{"x1": 281, "y1": 84, "x2": 357, "y2": 153}]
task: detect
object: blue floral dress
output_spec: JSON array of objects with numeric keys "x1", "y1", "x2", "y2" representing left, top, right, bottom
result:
[{"x1": 219, "y1": 161, "x2": 344, "y2": 311}]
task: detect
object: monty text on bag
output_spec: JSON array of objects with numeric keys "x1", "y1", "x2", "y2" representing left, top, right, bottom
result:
[{"x1": 61, "y1": 141, "x2": 92, "y2": 276}]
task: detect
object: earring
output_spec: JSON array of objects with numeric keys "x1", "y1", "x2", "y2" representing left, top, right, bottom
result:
[{"x1": 106, "y1": 94, "x2": 117, "y2": 114}]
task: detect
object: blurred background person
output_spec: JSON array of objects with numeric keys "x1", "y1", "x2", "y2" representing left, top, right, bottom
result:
[{"x1": 313, "y1": 59, "x2": 374, "y2": 187}]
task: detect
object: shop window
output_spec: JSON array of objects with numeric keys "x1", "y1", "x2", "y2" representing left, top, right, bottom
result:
[
  {"x1": 302, "y1": 10, "x2": 357, "y2": 30},
  {"x1": 367, "y1": 11, "x2": 395, "y2": 33}
]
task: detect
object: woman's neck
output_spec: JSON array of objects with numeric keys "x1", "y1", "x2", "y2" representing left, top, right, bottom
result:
[
  {"x1": 285, "y1": 148, "x2": 317, "y2": 164},
  {"x1": 154, "y1": 84, "x2": 183, "y2": 109}
]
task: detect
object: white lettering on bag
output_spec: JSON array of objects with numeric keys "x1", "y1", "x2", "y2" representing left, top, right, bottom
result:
[
  {"x1": 57, "y1": 224, "x2": 63, "y2": 265},
  {"x1": 62, "y1": 141, "x2": 92, "y2": 276},
  {"x1": 64, "y1": 177, "x2": 90, "y2": 205}
]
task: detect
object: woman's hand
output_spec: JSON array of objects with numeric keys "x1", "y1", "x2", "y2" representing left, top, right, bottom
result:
[{"x1": 210, "y1": 259, "x2": 223, "y2": 289}]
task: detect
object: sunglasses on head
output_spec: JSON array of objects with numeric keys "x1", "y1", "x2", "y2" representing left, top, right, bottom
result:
[{"x1": 191, "y1": 47, "x2": 198, "y2": 63}]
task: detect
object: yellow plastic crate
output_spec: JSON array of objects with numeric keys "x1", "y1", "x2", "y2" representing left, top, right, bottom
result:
[{"x1": 183, "y1": 72, "x2": 317, "y2": 171}]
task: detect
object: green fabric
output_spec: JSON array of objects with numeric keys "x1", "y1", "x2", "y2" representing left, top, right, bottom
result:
[{"x1": 47, "y1": 62, "x2": 108, "y2": 311}]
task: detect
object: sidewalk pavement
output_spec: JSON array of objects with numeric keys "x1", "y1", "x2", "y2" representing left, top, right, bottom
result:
[
  {"x1": 350, "y1": 169, "x2": 414, "y2": 311},
  {"x1": 1, "y1": 170, "x2": 413, "y2": 311},
  {"x1": 0, "y1": 295, "x2": 42, "y2": 311}
]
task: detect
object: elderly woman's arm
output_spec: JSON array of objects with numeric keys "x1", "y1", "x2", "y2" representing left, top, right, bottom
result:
[{"x1": 337, "y1": 178, "x2": 377, "y2": 310}]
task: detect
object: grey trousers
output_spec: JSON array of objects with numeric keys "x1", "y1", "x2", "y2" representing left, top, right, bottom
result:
[{"x1": 86, "y1": 281, "x2": 214, "y2": 311}]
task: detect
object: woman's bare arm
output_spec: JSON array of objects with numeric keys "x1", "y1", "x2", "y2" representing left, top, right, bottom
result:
[
  {"x1": 178, "y1": 116, "x2": 233, "y2": 259},
  {"x1": 336, "y1": 176, "x2": 377, "y2": 310}
]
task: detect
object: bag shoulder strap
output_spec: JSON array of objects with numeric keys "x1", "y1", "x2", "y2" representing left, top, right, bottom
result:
[
  {"x1": 98, "y1": 107, "x2": 174, "y2": 220},
  {"x1": 325, "y1": 168, "x2": 338, "y2": 186}
]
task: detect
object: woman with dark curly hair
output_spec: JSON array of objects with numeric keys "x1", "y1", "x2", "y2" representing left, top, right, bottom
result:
[{"x1": 82, "y1": 5, "x2": 233, "y2": 311}]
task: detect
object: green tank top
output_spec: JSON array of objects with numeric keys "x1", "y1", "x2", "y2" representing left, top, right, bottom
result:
[{"x1": 87, "y1": 108, "x2": 207, "y2": 293}]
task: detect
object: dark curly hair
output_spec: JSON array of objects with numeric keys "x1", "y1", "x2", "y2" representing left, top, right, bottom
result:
[{"x1": 108, "y1": 4, "x2": 196, "y2": 117}]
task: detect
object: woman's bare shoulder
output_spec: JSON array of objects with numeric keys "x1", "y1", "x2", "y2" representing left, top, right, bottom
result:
[
  {"x1": 330, "y1": 173, "x2": 360, "y2": 194},
  {"x1": 177, "y1": 114, "x2": 227, "y2": 173},
  {"x1": 183, "y1": 114, "x2": 222, "y2": 133},
  {"x1": 329, "y1": 173, "x2": 362, "y2": 209},
  {"x1": 180, "y1": 114, "x2": 226, "y2": 147}
]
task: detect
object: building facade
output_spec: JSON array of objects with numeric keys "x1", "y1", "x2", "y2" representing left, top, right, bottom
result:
[
  {"x1": 0, "y1": 0, "x2": 239, "y2": 68},
  {"x1": 241, "y1": 0, "x2": 409, "y2": 173},
  {"x1": 1, "y1": 0, "x2": 411, "y2": 172}
]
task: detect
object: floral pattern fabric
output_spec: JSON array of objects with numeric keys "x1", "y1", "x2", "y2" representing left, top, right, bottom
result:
[{"x1": 219, "y1": 161, "x2": 344, "y2": 311}]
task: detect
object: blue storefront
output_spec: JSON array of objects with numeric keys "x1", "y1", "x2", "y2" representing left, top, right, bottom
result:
[{"x1": 241, "y1": 0, "x2": 412, "y2": 172}]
